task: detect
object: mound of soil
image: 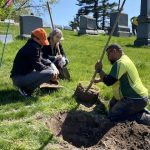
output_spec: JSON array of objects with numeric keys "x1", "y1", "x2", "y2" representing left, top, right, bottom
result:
[
  {"x1": 45, "y1": 105, "x2": 150, "y2": 150},
  {"x1": 74, "y1": 81, "x2": 100, "y2": 104}
]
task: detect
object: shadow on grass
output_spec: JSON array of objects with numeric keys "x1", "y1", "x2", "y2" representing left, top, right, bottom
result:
[
  {"x1": 74, "y1": 34, "x2": 99, "y2": 37},
  {"x1": 125, "y1": 44, "x2": 136, "y2": 48},
  {"x1": 125, "y1": 44, "x2": 149, "y2": 48},
  {"x1": 15, "y1": 35, "x2": 29, "y2": 40},
  {"x1": 74, "y1": 34, "x2": 83, "y2": 37},
  {"x1": 0, "y1": 89, "x2": 38, "y2": 105}
]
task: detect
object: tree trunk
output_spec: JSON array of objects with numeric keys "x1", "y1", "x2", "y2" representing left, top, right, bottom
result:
[{"x1": 94, "y1": 0, "x2": 100, "y2": 29}]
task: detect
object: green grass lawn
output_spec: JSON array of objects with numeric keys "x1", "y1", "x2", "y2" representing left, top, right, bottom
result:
[{"x1": 0, "y1": 23, "x2": 150, "y2": 149}]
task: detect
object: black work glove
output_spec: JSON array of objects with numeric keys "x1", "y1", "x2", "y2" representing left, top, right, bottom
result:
[{"x1": 95, "y1": 60, "x2": 103, "y2": 73}]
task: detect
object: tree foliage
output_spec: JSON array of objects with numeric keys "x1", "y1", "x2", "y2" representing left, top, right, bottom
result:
[
  {"x1": 0, "y1": 0, "x2": 59, "y2": 21},
  {"x1": 76, "y1": 0, "x2": 118, "y2": 29},
  {"x1": 0, "y1": 0, "x2": 14, "y2": 20},
  {"x1": 69, "y1": 18, "x2": 79, "y2": 30}
]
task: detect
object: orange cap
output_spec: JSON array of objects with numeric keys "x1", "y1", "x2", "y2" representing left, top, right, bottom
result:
[{"x1": 32, "y1": 28, "x2": 49, "y2": 46}]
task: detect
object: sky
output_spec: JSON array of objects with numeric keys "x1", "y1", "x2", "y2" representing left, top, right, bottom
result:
[{"x1": 42, "y1": 0, "x2": 141, "y2": 28}]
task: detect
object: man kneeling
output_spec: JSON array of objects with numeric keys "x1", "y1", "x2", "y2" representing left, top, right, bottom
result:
[{"x1": 94, "y1": 44, "x2": 150, "y2": 126}]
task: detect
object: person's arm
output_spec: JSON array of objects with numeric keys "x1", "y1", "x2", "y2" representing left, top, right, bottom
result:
[
  {"x1": 94, "y1": 69, "x2": 106, "y2": 83},
  {"x1": 41, "y1": 58, "x2": 51, "y2": 66},
  {"x1": 103, "y1": 74, "x2": 118, "y2": 86},
  {"x1": 31, "y1": 47, "x2": 48, "y2": 71},
  {"x1": 59, "y1": 43, "x2": 66, "y2": 57},
  {"x1": 104, "y1": 60, "x2": 126, "y2": 86},
  {"x1": 94, "y1": 60, "x2": 105, "y2": 83},
  {"x1": 94, "y1": 60, "x2": 118, "y2": 86},
  {"x1": 94, "y1": 70, "x2": 117, "y2": 86},
  {"x1": 42, "y1": 45, "x2": 56, "y2": 62},
  {"x1": 58, "y1": 43, "x2": 69, "y2": 66}
]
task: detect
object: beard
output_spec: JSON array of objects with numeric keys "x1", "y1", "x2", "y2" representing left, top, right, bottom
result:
[{"x1": 110, "y1": 60, "x2": 116, "y2": 64}]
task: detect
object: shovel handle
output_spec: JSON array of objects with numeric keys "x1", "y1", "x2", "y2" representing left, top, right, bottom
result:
[
  {"x1": 85, "y1": 0, "x2": 126, "y2": 92},
  {"x1": 47, "y1": 1, "x2": 54, "y2": 30}
]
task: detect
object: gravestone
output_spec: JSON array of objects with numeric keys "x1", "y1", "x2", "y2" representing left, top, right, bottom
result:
[
  {"x1": 110, "y1": 12, "x2": 130, "y2": 37},
  {"x1": 4, "y1": 19, "x2": 15, "y2": 24},
  {"x1": 134, "y1": 0, "x2": 150, "y2": 46},
  {"x1": 19, "y1": 15, "x2": 43, "y2": 38},
  {"x1": 55, "y1": 25, "x2": 63, "y2": 30},
  {"x1": 78, "y1": 15, "x2": 98, "y2": 35},
  {"x1": 63, "y1": 26, "x2": 72, "y2": 31}
]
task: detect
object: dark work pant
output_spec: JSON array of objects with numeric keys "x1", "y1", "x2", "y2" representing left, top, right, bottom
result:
[
  {"x1": 108, "y1": 97, "x2": 148, "y2": 122},
  {"x1": 132, "y1": 24, "x2": 137, "y2": 36},
  {"x1": 12, "y1": 69, "x2": 54, "y2": 91}
]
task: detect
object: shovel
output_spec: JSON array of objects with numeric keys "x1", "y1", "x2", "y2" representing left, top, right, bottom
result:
[
  {"x1": 74, "y1": 0, "x2": 127, "y2": 103},
  {"x1": 47, "y1": 1, "x2": 71, "y2": 81}
]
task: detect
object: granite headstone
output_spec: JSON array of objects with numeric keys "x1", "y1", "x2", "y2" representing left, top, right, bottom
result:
[
  {"x1": 78, "y1": 15, "x2": 98, "y2": 35},
  {"x1": 63, "y1": 26, "x2": 72, "y2": 31},
  {"x1": 134, "y1": 0, "x2": 150, "y2": 46},
  {"x1": 19, "y1": 15, "x2": 43, "y2": 38},
  {"x1": 110, "y1": 12, "x2": 130, "y2": 37}
]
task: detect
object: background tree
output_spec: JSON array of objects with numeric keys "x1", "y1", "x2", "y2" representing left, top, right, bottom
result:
[
  {"x1": 76, "y1": 0, "x2": 96, "y2": 25},
  {"x1": 0, "y1": 0, "x2": 59, "y2": 22},
  {"x1": 69, "y1": 16, "x2": 79, "y2": 30},
  {"x1": 99, "y1": 0, "x2": 118, "y2": 30},
  {"x1": 0, "y1": 0, "x2": 14, "y2": 21},
  {"x1": 76, "y1": 0, "x2": 118, "y2": 29}
]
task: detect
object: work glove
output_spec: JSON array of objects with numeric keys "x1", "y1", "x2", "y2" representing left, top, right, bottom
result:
[
  {"x1": 50, "y1": 63, "x2": 59, "y2": 81},
  {"x1": 55, "y1": 55, "x2": 62, "y2": 61},
  {"x1": 95, "y1": 60, "x2": 103, "y2": 73},
  {"x1": 51, "y1": 73, "x2": 58, "y2": 81},
  {"x1": 58, "y1": 56, "x2": 68, "y2": 68},
  {"x1": 94, "y1": 78, "x2": 103, "y2": 83},
  {"x1": 64, "y1": 58, "x2": 69, "y2": 67},
  {"x1": 51, "y1": 63, "x2": 59, "y2": 74}
]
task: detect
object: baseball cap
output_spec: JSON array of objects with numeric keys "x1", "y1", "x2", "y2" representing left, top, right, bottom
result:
[{"x1": 32, "y1": 28, "x2": 49, "y2": 46}]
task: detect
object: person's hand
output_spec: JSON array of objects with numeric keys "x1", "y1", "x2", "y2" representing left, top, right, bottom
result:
[
  {"x1": 55, "y1": 55, "x2": 62, "y2": 61},
  {"x1": 51, "y1": 63, "x2": 59, "y2": 74},
  {"x1": 53, "y1": 67, "x2": 59, "y2": 75},
  {"x1": 51, "y1": 68, "x2": 59, "y2": 81},
  {"x1": 51, "y1": 73, "x2": 58, "y2": 81},
  {"x1": 93, "y1": 78, "x2": 103, "y2": 83},
  {"x1": 58, "y1": 57, "x2": 66, "y2": 68},
  {"x1": 95, "y1": 60, "x2": 103, "y2": 73}
]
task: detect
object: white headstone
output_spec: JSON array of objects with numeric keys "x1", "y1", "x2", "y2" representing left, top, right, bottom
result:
[{"x1": 0, "y1": 34, "x2": 13, "y2": 44}]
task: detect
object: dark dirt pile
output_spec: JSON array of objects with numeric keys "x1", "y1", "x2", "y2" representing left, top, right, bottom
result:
[{"x1": 44, "y1": 104, "x2": 150, "y2": 150}]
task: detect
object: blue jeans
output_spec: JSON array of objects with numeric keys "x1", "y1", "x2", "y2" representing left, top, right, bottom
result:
[
  {"x1": 12, "y1": 68, "x2": 54, "y2": 91},
  {"x1": 108, "y1": 97, "x2": 149, "y2": 122}
]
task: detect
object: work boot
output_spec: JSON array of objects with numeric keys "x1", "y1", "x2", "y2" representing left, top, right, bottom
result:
[
  {"x1": 137, "y1": 112, "x2": 150, "y2": 126},
  {"x1": 143, "y1": 108, "x2": 150, "y2": 114},
  {"x1": 18, "y1": 88, "x2": 32, "y2": 98}
]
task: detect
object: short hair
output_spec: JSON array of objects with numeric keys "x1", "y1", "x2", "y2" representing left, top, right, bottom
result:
[{"x1": 106, "y1": 43, "x2": 123, "y2": 52}]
